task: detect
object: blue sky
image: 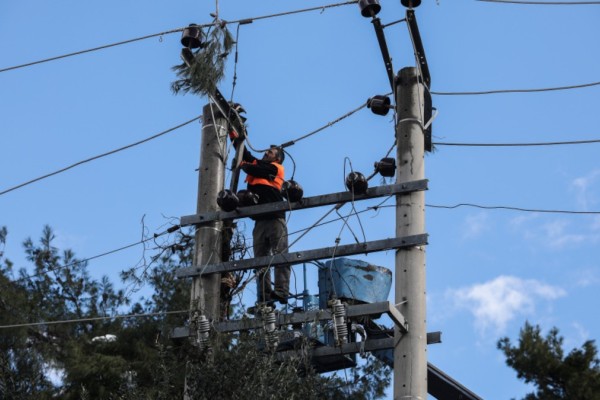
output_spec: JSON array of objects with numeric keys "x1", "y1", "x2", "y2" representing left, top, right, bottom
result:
[{"x1": 1, "y1": 0, "x2": 599, "y2": 399}]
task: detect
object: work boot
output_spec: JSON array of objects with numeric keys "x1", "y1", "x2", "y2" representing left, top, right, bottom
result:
[
  {"x1": 270, "y1": 291, "x2": 289, "y2": 305},
  {"x1": 247, "y1": 301, "x2": 275, "y2": 315}
]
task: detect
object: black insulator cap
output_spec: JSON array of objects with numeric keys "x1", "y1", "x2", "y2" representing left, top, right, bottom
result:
[
  {"x1": 345, "y1": 172, "x2": 368, "y2": 195},
  {"x1": 181, "y1": 24, "x2": 202, "y2": 49},
  {"x1": 367, "y1": 95, "x2": 391, "y2": 116},
  {"x1": 374, "y1": 157, "x2": 396, "y2": 177},
  {"x1": 401, "y1": 0, "x2": 421, "y2": 8},
  {"x1": 236, "y1": 190, "x2": 259, "y2": 207},
  {"x1": 358, "y1": 0, "x2": 381, "y2": 18},
  {"x1": 217, "y1": 189, "x2": 239, "y2": 212},
  {"x1": 281, "y1": 180, "x2": 304, "y2": 203}
]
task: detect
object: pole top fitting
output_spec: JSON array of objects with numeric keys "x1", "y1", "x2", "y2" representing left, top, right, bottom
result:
[{"x1": 401, "y1": 0, "x2": 421, "y2": 8}]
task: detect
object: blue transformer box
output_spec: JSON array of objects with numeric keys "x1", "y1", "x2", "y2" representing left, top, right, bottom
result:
[{"x1": 318, "y1": 257, "x2": 392, "y2": 310}]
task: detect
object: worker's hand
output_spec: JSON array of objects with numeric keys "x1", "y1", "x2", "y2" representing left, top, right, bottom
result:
[{"x1": 228, "y1": 129, "x2": 239, "y2": 141}]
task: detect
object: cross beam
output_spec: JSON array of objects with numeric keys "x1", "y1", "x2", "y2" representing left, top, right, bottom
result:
[
  {"x1": 176, "y1": 234, "x2": 427, "y2": 278},
  {"x1": 171, "y1": 301, "x2": 409, "y2": 340},
  {"x1": 180, "y1": 180, "x2": 428, "y2": 226}
]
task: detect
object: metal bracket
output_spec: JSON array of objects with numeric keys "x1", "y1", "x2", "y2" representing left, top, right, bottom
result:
[
  {"x1": 371, "y1": 17, "x2": 395, "y2": 91},
  {"x1": 387, "y1": 302, "x2": 408, "y2": 333},
  {"x1": 406, "y1": 10, "x2": 430, "y2": 88}
]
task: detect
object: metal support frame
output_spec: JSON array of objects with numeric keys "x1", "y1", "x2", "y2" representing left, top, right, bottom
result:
[
  {"x1": 171, "y1": 301, "x2": 408, "y2": 339},
  {"x1": 180, "y1": 180, "x2": 428, "y2": 226},
  {"x1": 176, "y1": 234, "x2": 428, "y2": 278},
  {"x1": 406, "y1": 10, "x2": 430, "y2": 88},
  {"x1": 371, "y1": 17, "x2": 395, "y2": 91}
]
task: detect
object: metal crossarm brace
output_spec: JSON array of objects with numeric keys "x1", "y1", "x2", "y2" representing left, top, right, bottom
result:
[
  {"x1": 180, "y1": 180, "x2": 428, "y2": 226},
  {"x1": 406, "y1": 10, "x2": 430, "y2": 88},
  {"x1": 176, "y1": 234, "x2": 428, "y2": 278}
]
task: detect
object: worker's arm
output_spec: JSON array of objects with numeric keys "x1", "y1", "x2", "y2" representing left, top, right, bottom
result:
[
  {"x1": 241, "y1": 147, "x2": 257, "y2": 163},
  {"x1": 241, "y1": 159, "x2": 278, "y2": 180}
]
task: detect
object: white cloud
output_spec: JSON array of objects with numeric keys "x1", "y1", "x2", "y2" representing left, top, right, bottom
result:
[
  {"x1": 591, "y1": 216, "x2": 600, "y2": 231},
  {"x1": 53, "y1": 229, "x2": 86, "y2": 253},
  {"x1": 462, "y1": 212, "x2": 490, "y2": 239},
  {"x1": 541, "y1": 220, "x2": 587, "y2": 249},
  {"x1": 513, "y1": 217, "x2": 596, "y2": 250},
  {"x1": 571, "y1": 169, "x2": 600, "y2": 210},
  {"x1": 448, "y1": 275, "x2": 566, "y2": 335},
  {"x1": 574, "y1": 268, "x2": 600, "y2": 288}
]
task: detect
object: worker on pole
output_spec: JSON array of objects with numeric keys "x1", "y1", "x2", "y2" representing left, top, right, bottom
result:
[
  {"x1": 227, "y1": 110, "x2": 290, "y2": 306},
  {"x1": 240, "y1": 145, "x2": 289, "y2": 305}
]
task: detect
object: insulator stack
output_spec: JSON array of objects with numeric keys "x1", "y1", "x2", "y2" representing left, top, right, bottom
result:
[
  {"x1": 332, "y1": 299, "x2": 348, "y2": 346},
  {"x1": 196, "y1": 315, "x2": 211, "y2": 351},
  {"x1": 262, "y1": 307, "x2": 279, "y2": 350}
]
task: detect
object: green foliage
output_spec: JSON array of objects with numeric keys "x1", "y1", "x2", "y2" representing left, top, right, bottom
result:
[
  {"x1": 171, "y1": 22, "x2": 234, "y2": 97},
  {"x1": 498, "y1": 321, "x2": 600, "y2": 400},
  {"x1": 0, "y1": 226, "x2": 391, "y2": 399},
  {"x1": 183, "y1": 333, "x2": 390, "y2": 400}
]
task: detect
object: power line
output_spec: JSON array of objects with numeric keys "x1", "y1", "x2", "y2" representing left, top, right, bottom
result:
[
  {"x1": 0, "y1": 1, "x2": 357, "y2": 74},
  {"x1": 13, "y1": 225, "x2": 180, "y2": 284},
  {"x1": 0, "y1": 28, "x2": 185, "y2": 74},
  {"x1": 477, "y1": 0, "x2": 600, "y2": 4},
  {"x1": 426, "y1": 203, "x2": 600, "y2": 214},
  {"x1": 279, "y1": 100, "x2": 371, "y2": 149},
  {"x1": 0, "y1": 116, "x2": 201, "y2": 197},
  {"x1": 431, "y1": 80, "x2": 600, "y2": 95},
  {"x1": 236, "y1": 0, "x2": 357, "y2": 23},
  {"x1": 433, "y1": 138, "x2": 600, "y2": 147},
  {"x1": 0, "y1": 309, "x2": 190, "y2": 330}
]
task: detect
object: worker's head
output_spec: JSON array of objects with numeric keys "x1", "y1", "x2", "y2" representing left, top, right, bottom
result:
[{"x1": 263, "y1": 145, "x2": 284, "y2": 164}]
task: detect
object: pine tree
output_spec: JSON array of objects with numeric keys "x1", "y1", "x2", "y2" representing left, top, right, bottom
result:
[
  {"x1": 1, "y1": 226, "x2": 391, "y2": 398},
  {"x1": 498, "y1": 321, "x2": 600, "y2": 400}
]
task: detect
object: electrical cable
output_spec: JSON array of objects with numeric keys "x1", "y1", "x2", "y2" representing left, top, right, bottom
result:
[
  {"x1": 431, "y1": 80, "x2": 600, "y2": 95},
  {"x1": 433, "y1": 138, "x2": 600, "y2": 146},
  {"x1": 230, "y1": 98, "x2": 368, "y2": 155},
  {"x1": 382, "y1": 18, "x2": 407, "y2": 28},
  {"x1": 12, "y1": 225, "x2": 180, "y2": 284},
  {"x1": 426, "y1": 203, "x2": 600, "y2": 214},
  {"x1": 0, "y1": 309, "x2": 191, "y2": 330},
  {"x1": 232, "y1": 1, "x2": 358, "y2": 24},
  {"x1": 282, "y1": 148, "x2": 297, "y2": 180},
  {"x1": 0, "y1": 28, "x2": 185, "y2": 74},
  {"x1": 230, "y1": 23, "x2": 242, "y2": 102},
  {"x1": 14, "y1": 197, "x2": 595, "y2": 289},
  {"x1": 0, "y1": 1, "x2": 357, "y2": 74},
  {"x1": 0, "y1": 116, "x2": 201, "y2": 196},
  {"x1": 276, "y1": 101, "x2": 369, "y2": 150},
  {"x1": 342, "y1": 157, "x2": 367, "y2": 243}
]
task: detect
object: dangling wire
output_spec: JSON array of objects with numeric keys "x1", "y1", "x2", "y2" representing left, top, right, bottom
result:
[
  {"x1": 229, "y1": 23, "x2": 242, "y2": 102},
  {"x1": 282, "y1": 148, "x2": 297, "y2": 180},
  {"x1": 342, "y1": 157, "x2": 367, "y2": 244}
]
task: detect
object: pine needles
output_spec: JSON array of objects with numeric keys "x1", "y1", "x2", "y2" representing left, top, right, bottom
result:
[{"x1": 171, "y1": 21, "x2": 234, "y2": 97}]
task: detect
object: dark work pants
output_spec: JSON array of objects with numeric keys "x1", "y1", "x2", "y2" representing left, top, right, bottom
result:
[{"x1": 253, "y1": 218, "x2": 290, "y2": 302}]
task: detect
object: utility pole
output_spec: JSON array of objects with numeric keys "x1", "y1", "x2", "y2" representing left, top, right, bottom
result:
[
  {"x1": 184, "y1": 103, "x2": 226, "y2": 400},
  {"x1": 394, "y1": 66, "x2": 427, "y2": 399},
  {"x1": 190, "y1": 103, "x2": 227, "y2": 321}
]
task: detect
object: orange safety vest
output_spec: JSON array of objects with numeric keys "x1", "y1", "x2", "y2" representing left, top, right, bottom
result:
[{"x1": 244, "y1": 161, "x2": 284, "y2": 190}]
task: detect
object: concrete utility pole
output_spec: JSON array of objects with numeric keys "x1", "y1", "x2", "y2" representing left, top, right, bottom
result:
[
  {"x1": 190, "y1": 103, "x2": 228, "y2": 320},
  {"x1": 394, "y1": 67, "x2": 427, "y2": 399}
]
